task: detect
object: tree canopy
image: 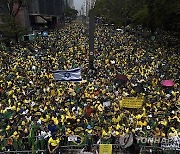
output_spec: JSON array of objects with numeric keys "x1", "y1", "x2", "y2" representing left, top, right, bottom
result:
[
  {"x1": 0, "y1": 0, "x2": 27, "y2": 41},
  {"x1": 94, "y1": 0, "x2": 180, "y2": 32},
  {"x1": 0, "y1": 0, "x2": 26, "y2": 17},
  {"x1": 64, "y1": 7, "x2": 78, "y2": 21}
]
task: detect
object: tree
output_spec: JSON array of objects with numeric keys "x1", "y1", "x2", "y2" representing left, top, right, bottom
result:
[
  {"x1": 0, "y1": 15, "x2": 27, "y2": 41},
  {"x1": 0, "y1": 0, "x2": 26, "y2": 17},
  {"x1": 64, "y1": 7, "x2": 78, "y2": 21},
  {"x1": 132, "y1": 5, "x2": 148, "y2": 26},
  {"x1": 94, "y1": 0, "x2": 180, "y2": 32},
  {"x1": 0, "y1": 0, "x2": 27, "y2": 41}
]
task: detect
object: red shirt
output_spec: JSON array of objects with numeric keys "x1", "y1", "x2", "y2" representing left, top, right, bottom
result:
[{"x1": 85, "y1": 106, "x2": 94, "y2": 116}]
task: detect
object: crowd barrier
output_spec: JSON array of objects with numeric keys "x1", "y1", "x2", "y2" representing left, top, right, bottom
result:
[
  {"x1": 0, "y1": 136, "x2": 180, "y2": 154},
  {"x1": 139, "y1": 146, "x2": 180, "y2": 154},
  {"x1": 0, "y1": 146, "x2": 179, "y2": 154}
]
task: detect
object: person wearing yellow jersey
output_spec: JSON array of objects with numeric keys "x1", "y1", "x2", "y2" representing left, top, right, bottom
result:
[
  {"x1": 136, "y1": 114, "x2": 143, "y2": 120},
  {"x1": 153, "y1": 127, "x2": 165, "y2": 137},
  {"x1": 50, "y1": 88, "x2": 55, "y2": 97},
  {"x1": 158, "y1": 117, "x2": 168, "y2": 126},
  {"x1": 112, "y1": 114, "x2": 121, "y2": 124},
  {"x1": 51, "y1": 113, "x2": 59, "y2": 125},
  {"x1": 102, "y1": 127, "x2": 111, "y2": 139},
  {"x1": 11, "y1": 131, "x2": 19, "y2": 140},
  {"x1": 113, "y1": 102, "x2": 120, "y2": 112},
  {"x1": 40, "y1": 114, "x2": 50, "y2": 123},
  {"x1": 52, "y1": 116, "x2": 59, "y2": 125},
  {"x1": 137, "y1": 117, "x2": 147, "y2": 127},
  {"x1": 48, "y1": 133, "x2": 60, "y2": 154}
]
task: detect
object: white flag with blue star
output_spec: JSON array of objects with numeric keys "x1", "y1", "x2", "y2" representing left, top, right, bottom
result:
[{"x1": 53, "y1": 67, "x2": 82, "y2": 82}]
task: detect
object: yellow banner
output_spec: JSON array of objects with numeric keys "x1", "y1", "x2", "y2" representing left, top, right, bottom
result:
[
  {"x1": 99, "y1": 144, "x2": 112, "y2": 154},
  {"x1": 120, "y1": 97, "x2": 143, "y2": 108}
]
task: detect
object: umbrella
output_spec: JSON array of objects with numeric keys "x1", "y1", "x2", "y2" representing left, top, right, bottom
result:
[
  {"x1": 115, "y1": 74, "x2": 128, "y2": 85},
  {"x1": 115, "y1": 74, "x2": 128, "y2": 81},
  {"x1": 161, "y1": 80, "x2": 174, "y2": 87}
]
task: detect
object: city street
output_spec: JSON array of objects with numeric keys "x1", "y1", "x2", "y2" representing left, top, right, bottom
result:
[{"x1": 0, "y1": 0, "x2": 179, "y2": 153}]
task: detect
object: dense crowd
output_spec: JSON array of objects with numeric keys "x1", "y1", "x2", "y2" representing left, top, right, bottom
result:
[{"x1": 0, "y1": 22, "x2": 179, "y2": 152}]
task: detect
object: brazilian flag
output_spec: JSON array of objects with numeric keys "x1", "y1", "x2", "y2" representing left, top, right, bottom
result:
[{"x1": 67, "y1": 135, "x2": 86, "y2": 148}]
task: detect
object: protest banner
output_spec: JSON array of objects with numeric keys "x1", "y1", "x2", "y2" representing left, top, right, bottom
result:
[
  {"x1": 120, "y1": 97, "x2": 143, "y2": 108},
  {"x1": 99, "y1": 144, "x2": 112, "y2": 154}
]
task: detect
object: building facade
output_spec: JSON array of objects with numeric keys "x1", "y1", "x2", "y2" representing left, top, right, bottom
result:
[
  {"x1": 0, "y1": 0, "x2": 65, "y2": 31},
  {"x1": 27, "y1": 0, "x2": 65, "y2": 29},
  {"x1": 90, "y1": 0, "x2": 96, "y2": 9},
  {"x1": 64, "y1": 0, "x2": 74, "y2": 9},
  {"x1": 81, "y1": 0, "x2": 96, "y2": 16}
]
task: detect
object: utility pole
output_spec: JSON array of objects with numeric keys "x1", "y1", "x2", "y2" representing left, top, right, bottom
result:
[
  {"x1": 86, "y1": 0, "x2": 88, "y2": 17},
  {"x1": 89, "y1": 9, "x2": 95, "y2": 69},
  {"x1": 88, "y1": 0, "x2": 98, "y2": 69}
]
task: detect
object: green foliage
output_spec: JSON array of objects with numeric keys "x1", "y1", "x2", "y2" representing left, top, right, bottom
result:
[
  {"x1": 152, "y1": 0, "x2": 180, "y2": 30},
  {"x1": 0, "y1": 0, "x2": 27, "y2": 41},
  {"x1": 132, "y1": 5, "x2": 148, "y2": 26},
  {"x1": 0, "y1": 14, "x2": 27, "y2": 41},
  {"x1": 94, "y1": 0, "x2": 125, "y2": 26},
  {"x1": 64, "y1": 7, "x2": 78, "y2": 20},
  {"x1": 0, "y1": 0, "x2": 26, "y2": 17},
  {"x1": 94, "y1": 0, "x2": 180, "y2": 31}
]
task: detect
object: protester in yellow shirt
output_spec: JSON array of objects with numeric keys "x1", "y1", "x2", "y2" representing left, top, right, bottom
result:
[
  {"x1": 48, "y1": 133, "x2": 60, "y2": 154},
  {"x1": 102, "y1": 127, "x2": 111, "y2": 139},
  {"x1": 40, "y1": 114, "x2": 50, "y2": 123},
  {"x1": 137, "y1": 117, "x2": 147, "y2": 127}
]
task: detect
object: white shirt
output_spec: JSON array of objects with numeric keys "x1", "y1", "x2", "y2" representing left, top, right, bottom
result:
[
  {"x1": 41, "y1": 131, "x2": 51, "y2": 139},
  {"x1": 37, "y1": 119, "x2": 42, "y2": 125}
]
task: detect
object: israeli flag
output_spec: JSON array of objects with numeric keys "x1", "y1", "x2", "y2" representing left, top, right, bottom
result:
[{"x1": 53, "y1": 68, "x2": 82, "y2": 82}]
